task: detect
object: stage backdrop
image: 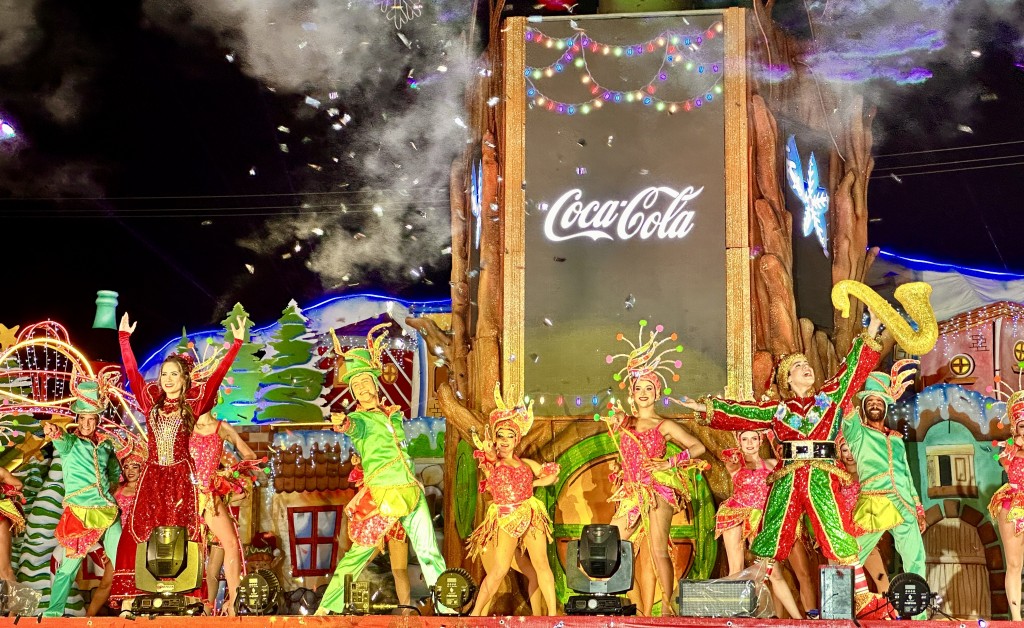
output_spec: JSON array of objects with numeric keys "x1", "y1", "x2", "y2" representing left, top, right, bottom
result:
[{"x1": 502, "y1": 10, "x2": 751, "y2": 415}]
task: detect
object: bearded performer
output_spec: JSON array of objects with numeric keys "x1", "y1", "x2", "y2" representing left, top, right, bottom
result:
[
  {"x1": 467, "y1": 386, "x2": 560, "y2": 616},
  {"x1": 315, "y1": 324, "x2": 446, "y2": 615},
  {"x1": 843, "y1": 363, "x2": 927, "y2": 599},
  {"x1": 42, "y1": 381, "x2": 126, "y2": 617},
  {"x1": 679, "y1": 310, "x2": 895, "y2": 619},
  {"x1": 605, "y1": 321, "x2": 708, "y2": 617}
]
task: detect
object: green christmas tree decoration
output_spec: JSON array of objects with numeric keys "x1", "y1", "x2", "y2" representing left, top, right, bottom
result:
[
  {"x1": 256, "y1": 300, "x2": 328, "y2": 423},
  {"x1": 212, "y1": 303, "x2": 263, "y2": 423}
]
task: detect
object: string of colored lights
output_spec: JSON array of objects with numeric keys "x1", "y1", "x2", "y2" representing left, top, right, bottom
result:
[{"x1": 524, "y1": 23, "x2": 725, "y2": 115}]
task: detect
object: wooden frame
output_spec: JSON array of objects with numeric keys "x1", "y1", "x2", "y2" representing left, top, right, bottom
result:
[{"x1": 501, "y1": 9, "x2": 752, "y2": 407}]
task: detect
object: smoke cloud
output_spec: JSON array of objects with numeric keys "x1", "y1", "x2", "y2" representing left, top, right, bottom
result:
[{"x1": 143, "y1": 0, "x2": 475, "y2": 290}]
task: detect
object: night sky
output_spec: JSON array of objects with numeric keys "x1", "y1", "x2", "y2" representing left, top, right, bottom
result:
[{"x1": 1, "y1": 0, "x2": 1023, "y2": 353}]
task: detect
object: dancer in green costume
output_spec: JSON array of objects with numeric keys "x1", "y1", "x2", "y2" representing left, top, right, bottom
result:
[
  {"x1": 843, "y1": 362, "x2": 927, "y2": 602},
  {"x1": 43, "y1": 381, "x2": 125, "y2": 617},
  {"x1": 315, "y1": 323, "x2": 446, "y2": 615}
]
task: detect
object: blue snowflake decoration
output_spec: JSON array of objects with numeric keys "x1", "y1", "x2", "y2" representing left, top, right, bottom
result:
[
  {"x1": 785, "y1": 135, "x2": 829, "y2": 257},
  {"x1": 814, "y1": 393, "x2": 831, "y2": 411}
]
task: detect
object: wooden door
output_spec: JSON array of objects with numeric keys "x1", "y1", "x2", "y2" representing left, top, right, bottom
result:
[{"x1": 923, "y1": 518, "x2": 990, "y2": 618}]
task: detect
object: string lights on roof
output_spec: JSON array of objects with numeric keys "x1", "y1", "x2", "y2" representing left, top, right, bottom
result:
[{"x1": 523, "y1": 23, "x2": 725, "y2": 115}]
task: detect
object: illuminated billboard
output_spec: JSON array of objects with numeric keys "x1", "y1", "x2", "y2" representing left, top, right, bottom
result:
[{"x1": 502, "y1": 10, "x2": 751, "y2": 416}]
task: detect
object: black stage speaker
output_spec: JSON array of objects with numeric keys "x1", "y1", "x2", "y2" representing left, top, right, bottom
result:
[
  {"x1": 820, "y1": 565, "x2": 854, "y2": 620},
  {"x1": 677, "y1": 579, "x2": 757, "y2": 617}
]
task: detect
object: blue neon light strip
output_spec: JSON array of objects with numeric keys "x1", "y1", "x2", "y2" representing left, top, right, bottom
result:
[
  {"x1": 139, "y1": 292, "x2": 452, "y2": 372},
  {"x1": 877, "y1": 249, "x2": 1024, "y2": 281}
]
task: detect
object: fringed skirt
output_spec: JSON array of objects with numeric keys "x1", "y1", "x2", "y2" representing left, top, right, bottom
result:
[{"x1": 466, "y1": 497, "x2": 552, "y2": 560}]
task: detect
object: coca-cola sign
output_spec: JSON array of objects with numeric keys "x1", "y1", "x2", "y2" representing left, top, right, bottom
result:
[{"x1": 542, "y1": 185, "x2": 703, "y2": 242}]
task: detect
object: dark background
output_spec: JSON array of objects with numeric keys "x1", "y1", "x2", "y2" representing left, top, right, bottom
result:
[{"x1": 1, "y1": 0, "x2": 1022, "y2": 356}]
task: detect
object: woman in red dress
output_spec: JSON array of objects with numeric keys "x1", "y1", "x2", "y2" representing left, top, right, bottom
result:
[{"x1": 118, "y1": 313, "x2": 244, "y2": 547}]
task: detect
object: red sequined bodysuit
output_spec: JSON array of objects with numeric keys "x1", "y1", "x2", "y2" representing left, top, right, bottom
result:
[
  {"x1": 189, "y1": 425, "x2": 223, "y2": 517},
  {"x1": 716, "y1": 458, "x2": 772, "y2": 540},
  {"x1": 466, "y1": 457, "x2": 556, "y2": 559},
  {"x1": 109, "y1": 486, "x2": 141, "y2": 608},
  {"x1": 120, "y1": 332, "x2": 241, "y2": 543},
  {"x1": 989, "y1": 448, "x2": 1024, "y2": 536}
]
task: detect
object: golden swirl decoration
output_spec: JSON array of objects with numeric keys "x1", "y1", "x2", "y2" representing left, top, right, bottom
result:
[{"x1": 831, "y1": 280, "x2": 938, "y2": 355}]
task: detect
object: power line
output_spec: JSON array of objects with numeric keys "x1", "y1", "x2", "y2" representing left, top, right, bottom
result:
[
  {"x1": 872, "y1": 152, "x2": 1024, "y2": 172},
  {"x1": 873, "y1": 139, "x2": 1024, "y2": 158},
  {"x1": 870, "y1": 159, "x2": 1024, "y2": 180},
  {"x1": 0, "y1": 187, "x2": 449, "y2": 202}
]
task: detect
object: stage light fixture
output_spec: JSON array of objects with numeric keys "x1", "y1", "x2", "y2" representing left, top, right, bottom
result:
[
  {"x1": 129, "y1": 526, "x2": 204, "y2": 617},
  {"x1": 886, "y1": 572, "x2": 934, "y2": 620},
  {"x1": 565, "y1": 524, "x2": 636, "y2": 616},
  {"x1": 235, "y1": 569, "x2": 283, "y2": 615},
  {"x1": 431, "y1": 568, "x2": 477, "y2": 615}
]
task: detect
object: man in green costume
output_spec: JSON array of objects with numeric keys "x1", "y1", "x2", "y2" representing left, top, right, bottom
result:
[
  {"x1": 316, "y1": 324, "x2": 446, "y2": 614},
  {"x1": 842, "y1": 362, "x2": 927, "y2": 602},
  {"x1": 42, "y1": 381, "x2": 124, "y2": 617}
]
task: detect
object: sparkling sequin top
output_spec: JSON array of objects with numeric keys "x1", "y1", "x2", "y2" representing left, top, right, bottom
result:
[
  {"x1": 115, "y1": 488, "x2": 136, "y2": 527},
  {"x1": 619, "y1": 421, "x2": 667, "y2": 485},
  {"x1": 727, "y1": 460, "x2": 772, "y2": 509},
  {"x1": 484, "y1": 461, "x2": 535, "y2": 506},
  {"x1": 1006, "y1": 452, "x2": 1024, "y2": 486},
  {"x1": 189, "y1": 424, "x2": 223, "y2": 491},
  {"x1": 704, "y1": 334, "x2": 881, "y2": 445}
]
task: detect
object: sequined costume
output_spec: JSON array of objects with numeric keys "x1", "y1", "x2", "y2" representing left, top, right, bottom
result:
[
  {"x1": 715, "y1": 458, "x2": 771, "y2": 541},
  {"x1": 466, "y1": 457, "x2": 556, "y2": 559},
  {"x1": 989, "y1": 448, "x2": 1024, "y2": 537},
  {"x1": 844, "y1": 407, "x2": 926, "y2": 578},
  {"x1": 120, "y1": 331, "x2": 241, "y2": 544},
  {"x1": 345, "y1": 466, "x2": 406, "y2": 549},
  {"x1": 0, "y1": 485, "x2": 25, "y2": 535},
  {"x1": 47, "y1": 429, "x2": 124, "y2": 617},
  {"x1": 108, "y1": 488, "x2": 142, "y2": 609},
  {"x1": 698, "y1": 333, "x2": 880, "y2": 564},
  {"x1": 609, "y1": 420, "x2": 705, "y2": 530},
  {"x1": 189, "y1": 424, "x2": 225, "y2": 518},
  {"x1": 317, "y1": 407, "x2": 446, "y2": 613}
]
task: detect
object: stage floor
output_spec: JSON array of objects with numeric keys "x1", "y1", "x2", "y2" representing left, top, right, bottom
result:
[{"x1": 4, "y1": 617, "x2": 1011, "y2": 627}]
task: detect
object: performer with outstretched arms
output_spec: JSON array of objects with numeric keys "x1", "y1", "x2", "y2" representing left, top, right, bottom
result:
[
  {"x1": 605, "y1": 322, "x2": 707, "y2": 617},
  {"x1": 42, "y1": 381, "x2": 125, "y2": 617},
  {"x1": 989, "y1": 391, "x2": 1024, "y2": 621},
  {"x1": 716, "y1": 430, "x2": 776, "y2": 575},
  {"x1": 467, "y1": 386, "x2": 560, "y2": 616},
  {"x1": 118, "y1": 313, "x2": 244, "y2": 546},
  {"x1": 843, "y1": 363, "x2": 927, "y2": 601},
  {"x1": 679, "y1": 310, "x2": 895, "y2": 619},
  {"x1": 315, "y1": 324, "x2": 446, "y2": 615}
]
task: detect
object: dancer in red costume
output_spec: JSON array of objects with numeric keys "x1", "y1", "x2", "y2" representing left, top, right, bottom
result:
[
  {"x1": 989, "y1": 391, "x2": 1024, "y2": 620},
  {"x1": 604, "y1": 321, "x2": 707, "y2": 617},
  {"x1": 468, "y1": 385, "x2": 560, "y2": 616},
  {"x1": 0, "y1": 466, "x2": 24, "y2": 583},
  {"x1": 716, "y1": 430, "x2": 776, "y2": 575},
  {"x1": 118, "y1": 313, "x2": 244, "y2": 547},
  {"x1": 107, "y1": 437, "x2": 146, "y2": 610},
  {"x1": 680, "y1": 310, "x2": 896, "y2": 619},
  {"x1": 190, "y1": 412, "x2": 256, "y2": 615}
]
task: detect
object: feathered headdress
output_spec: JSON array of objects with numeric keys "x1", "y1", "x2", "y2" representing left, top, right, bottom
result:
[
  {"x1": 605, "y1": 320, "x2": 684, "y2": 395},
  {"x1": 330, "y1": 323, "x2": 390, "y2": 385},
  {"x1": 488, "y1": 383, "x2": 534, "y2": 442},
  {"x1": 992, "y1": 370, "x2": 1024, "y2": 430}
]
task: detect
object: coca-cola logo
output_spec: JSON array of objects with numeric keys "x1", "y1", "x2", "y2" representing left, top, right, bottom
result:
[{"x1": 541, "y1": 186, "x2": 703, "y2": 242}]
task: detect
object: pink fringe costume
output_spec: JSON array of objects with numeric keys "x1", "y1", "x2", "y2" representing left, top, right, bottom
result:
[
  {"x1": 989, "y1": 448, "x2": 1024, "y2": 537},
  {"x1": 715, "y1": 456, "x2": 771, "y2": 541},
  {"x1": 466, "y1": 456, "x2": 557, "y2": 560},
  {"x1": 345, "y1": 466, "x2": 407, "y2": 549}
]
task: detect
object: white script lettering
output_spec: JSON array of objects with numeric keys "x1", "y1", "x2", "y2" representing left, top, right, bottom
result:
[{"x1": 542, "y1": 186, "x2": 703, "y2": 242}]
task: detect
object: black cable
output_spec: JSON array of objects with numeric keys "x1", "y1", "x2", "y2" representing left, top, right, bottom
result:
[{"x1": 392, "y1": 605, "x2": 422, "y2": 616}]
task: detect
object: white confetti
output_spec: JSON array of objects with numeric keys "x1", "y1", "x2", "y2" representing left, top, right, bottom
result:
[
  {"x1": 453, "y1": 117, "x2": 468, "y2": 129},
  {"x1": 487, "y1": 96, "x2": 500, "y2": 107},
  {"x1": 245, "y1": 264, "x2": 255, "y2": 274},
  {"x1": 305, "y1": 96, "x2": 321, "y2": 108},
  {"x1": 248, "y1": 167, "x2": 256, "y2": 176},
  {"x1": 957, "y1": 124, "x2": 973, "y2": 133},
  {"x1": 311, "y1": 227, "x2": 324, "y2": 236}
]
